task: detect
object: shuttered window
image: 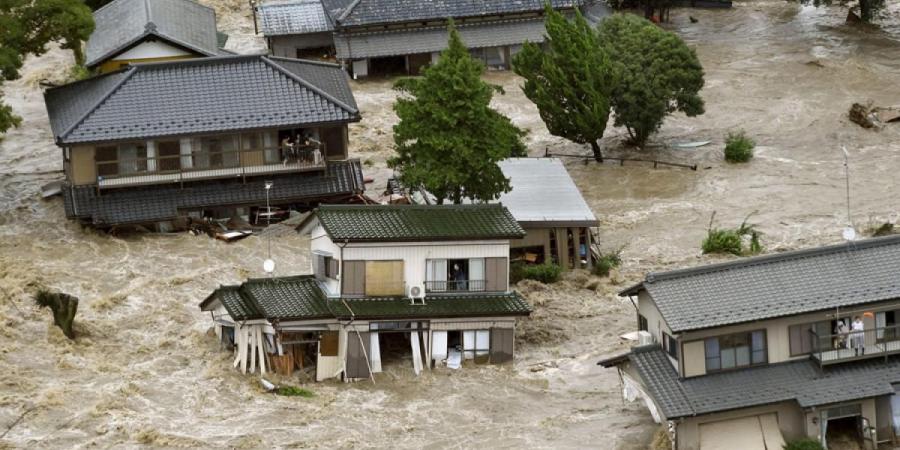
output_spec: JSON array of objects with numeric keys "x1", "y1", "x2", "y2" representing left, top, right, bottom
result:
[
  {"x1": 342, "y1": 260, "x2": 366, "y2": 296},
  {"x1": 484, "y1": 257, "x2": 508, "y2": 292},
  {"x1": 320, "y1": 331, "x2": 339, "y2": 356},
  {"x1": 365, "y1": 261, "x2": 404, "y2": 296}
]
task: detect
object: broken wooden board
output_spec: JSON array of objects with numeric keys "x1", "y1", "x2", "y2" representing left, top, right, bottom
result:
[{"x1": 41, "y1": 181, "x2": 63, "y2": 199}]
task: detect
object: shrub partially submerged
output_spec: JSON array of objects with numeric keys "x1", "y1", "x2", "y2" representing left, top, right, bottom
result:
[
  {"x1": 724, "y1": 130, "x2": 755, "y2": 163},
  {"x1": 511, "y1": 262, "x2": 563, "y2": 284},
  {"x1": 275, "y1": 386, "x2": 314, "y2": 397},
  {"x1": 34, "y1": 289, "x2": 79, "y2": 340},
  {"x1": 783, "y1": 438, "x2": 824, "y2": 450},
  {"x1": 702, "y1": 213, "x2": 763, "y2": 256},
  {"x1": 594, "y1": 248, "x2": 623, "y2": 277}
]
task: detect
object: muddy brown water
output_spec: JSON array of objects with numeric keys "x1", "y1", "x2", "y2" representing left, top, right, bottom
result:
[{"x1": 3, "y1": 0, "x2": 900, "y2": 448}]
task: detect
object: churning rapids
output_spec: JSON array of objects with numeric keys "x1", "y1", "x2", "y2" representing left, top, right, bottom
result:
[{"x1": 3, "y1": 0, "x2": 900, "y2": 448}]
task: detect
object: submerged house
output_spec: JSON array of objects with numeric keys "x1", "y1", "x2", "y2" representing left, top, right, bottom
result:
[
  {"x1": 599, "y1": 235, "x2": 900, "y2": 449},
  {"x1": 86, "y1": 0, "x2": 226, "y2": 74},
  {"x1": 200, "y1": 204, "x2": 532, "y2": 381},
  {"x1": 256, "y1": 0, "x2": 611, "y2": 77},
  {"x1": 44, "y1": 55, "x2": 363, "y2": 228},
  {"x1": 496, "y1": 158, "x2": 598, "y2": 270}
]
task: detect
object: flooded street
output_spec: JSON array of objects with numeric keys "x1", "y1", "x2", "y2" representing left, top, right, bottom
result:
[{"x1": 3, "y1": 0, "x2": 900, "y2": 448}]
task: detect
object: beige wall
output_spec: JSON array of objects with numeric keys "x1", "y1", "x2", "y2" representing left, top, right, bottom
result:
[
  {"x1": 637, "y1": 291, "x2": 673, "y2": 346},
  {"x1": 69, "y1": 146, "x2": 96, "y2": 185},
  {"x1": 676, "y1": 298, "x2": 900, "y2": 378},
  {"x1": 676, "y1": 402, "x2": 807, "y2": 450},
  {"x1": 510, "y1": 227, "x2": 551, "y2": 255}
]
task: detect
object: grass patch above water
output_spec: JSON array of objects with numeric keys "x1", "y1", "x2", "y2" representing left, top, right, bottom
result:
[{"x1": 275, "y1": 386, "x2": 314, "y2": 397}]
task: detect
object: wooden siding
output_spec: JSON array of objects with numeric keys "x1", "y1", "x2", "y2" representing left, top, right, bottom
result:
[
  {"x1": 98, "y1": 54, "x2": 197, "y2": 74},
  {"x1": 342, "y1": 260, "x2": 366, "y2": 295},
  {"x1": 69, "y1": 146, "x2": 96, "y2": 185},
  {"x1": 489, "y1": 328, "x2": 514, "y2": 363},
  {"x1": 485, "y1": 257, "x2": 508, "y2": 292},
  {"x1": 365, "y1": 260, "x2": 404, "y2": 296}
]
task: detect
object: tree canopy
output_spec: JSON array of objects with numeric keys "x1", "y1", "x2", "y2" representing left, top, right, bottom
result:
[
  {"x1": 599, "y1": 13, "x2": 705, "y2": 147},
  {"x1": 512, "y1": 7, "x2": 616, "y2": 161},
  {"x1": 388, "y1": 21, "x2": 526, "y2": 204},
  {"x1": 0, "y1": 0, "x2": 94, "y2": 134}
]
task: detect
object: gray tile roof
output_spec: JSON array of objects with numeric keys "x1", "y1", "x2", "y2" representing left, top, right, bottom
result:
[
  {"x1": 258, "y1": 1, "x2": 334, "y2": 35},
  {"x1": 201, "y1": 278, "x2": 531, "y2": 321},
  {"x1": 62, "y1": 160, "x2": 365, "y2": 226},
  {"x1": 44, "y1": 55, "x2": 359, "y2": 145},
  {"x1": 323, "y1": 0, "x2": 581, "y2": 27},
  {"x1": 495, "y1": 158, "x2": 598, "y2": 227},
  {"x1": 620, "y1": 235, "x2": 900, "y2": 333},
  {"x1": 309, "y1": 204, "x2": 526, "y2": 243},
  {"x1": 85, "y1": 0, "x2": 220, "y2": 68},
  {"x1": 334, "y1": 17, "x2": 547, "y2": 59},
  {"x1": 602, "y1": 346, "x2": 900, "y2": 420}
]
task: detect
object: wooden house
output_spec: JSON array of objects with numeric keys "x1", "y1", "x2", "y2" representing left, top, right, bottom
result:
[
  {"x1": 256, "y1": 0, "x2": 611, "y2": 77},
  {"x1": 86, "y1": 0, "x2": 225, "y2": 74},
  {"x1": 43, "y1": 55, "x2": 363, "y2": 228},
  {"x1": 600, "y1": 236, "x2": 900, "y2": 449},
  {"x1": 200, "y1": 204, "x2": 532, "y2": 381}
]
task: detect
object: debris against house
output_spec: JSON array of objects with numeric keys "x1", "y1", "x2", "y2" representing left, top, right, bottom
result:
[
  {"x1": 40, "y1": 181, "x2": 63, "y2": 199},
  {"x1": 847, "y1": 101, "x2": 900, "y2": 128},
  {"x1": 215, "y1": 230, "x2": 253, "y2": 243}
]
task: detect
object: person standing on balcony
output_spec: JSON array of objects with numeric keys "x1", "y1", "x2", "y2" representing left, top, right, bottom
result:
[
  {"x1": 834, "y1": 320, "x2": 848, "y2": 349},
  {"x1": 851, "y1": 316, "x2": 865, "y2": 355}
]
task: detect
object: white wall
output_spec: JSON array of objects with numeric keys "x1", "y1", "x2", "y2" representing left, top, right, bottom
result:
[
  {"x1": 309, "y1": 223, "x2": 342, "y2": 295},
  {"x1": 114, "y1": 40, "x2": 192, "y2": 60}
]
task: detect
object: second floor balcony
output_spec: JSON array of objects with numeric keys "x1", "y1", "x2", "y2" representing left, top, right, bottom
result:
[
  {"x1": 94, "y1": 145, "x2": 325, "y2": 189},
  {"x1": 810, "y1": 324, "x2": 900, "y2": 366},
  {"x1": 425, "y1": 279, "x2": 487, "y2": 293}
]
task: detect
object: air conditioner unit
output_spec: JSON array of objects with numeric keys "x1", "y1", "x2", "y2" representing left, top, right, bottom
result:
[
  {"x1": 637, "y1": 331, "x2": 653, "y2": 346},
  {"x1": 408, "y1": 284, "x2": 426, "y2": 305}
]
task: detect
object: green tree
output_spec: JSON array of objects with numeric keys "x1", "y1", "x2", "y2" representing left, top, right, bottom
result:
[
  {"x1": 0, "y1": 0, "x2": 94, "y2": 135},
  {"x1": 389, "y1": 21, "x2": 526, "y2": 204},
  {"x1": 513, "y1": 7, "x2": 616, "y2": 162},
  {"x1": 598, "y1": 14, "x2": 705, "y2": 147}
]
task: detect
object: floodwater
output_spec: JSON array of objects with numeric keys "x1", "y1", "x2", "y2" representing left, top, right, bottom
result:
[{"x1": 2, "y1": 0, "x2": 900, "y2": 448}]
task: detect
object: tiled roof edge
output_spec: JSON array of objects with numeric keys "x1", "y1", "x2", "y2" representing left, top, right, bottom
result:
[
  {"x1": 261, "y1": 56, "x2": 359, "y2": 115},
  {"x1": 57, "y1": 67, "x2": 138, "y2": 142}
]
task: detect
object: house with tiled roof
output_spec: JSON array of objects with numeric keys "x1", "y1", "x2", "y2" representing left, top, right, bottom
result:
[
  {"x1": 44, "y1": 54, "x2": 364, "y2": 228},
  {"x1": 200, "y1": 204, "x2": 532, "y2": 381},
  {"x1": 86, "y1": 0, "x2": 226, "y2": 74},
  {"x1": 599, "y1": 235, "x2": 900, "y2": 449},
  {"x1": 255, "y1": 0, "x2": 611, "y2": 77}
]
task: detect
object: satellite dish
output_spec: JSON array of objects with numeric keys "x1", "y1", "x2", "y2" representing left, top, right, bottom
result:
[
  {"x1": 263, "y1": 259, "x2": 275, "y2": 273},
  {"x1": 842, "y1": 227, "x2": 856, "y2": 241}
]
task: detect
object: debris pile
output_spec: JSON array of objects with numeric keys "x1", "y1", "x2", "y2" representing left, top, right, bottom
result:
[{"x1": 848, "y1": 101, "x2": 900, "y2": 129}]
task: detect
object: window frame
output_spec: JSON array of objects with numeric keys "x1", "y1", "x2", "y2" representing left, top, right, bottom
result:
[
  {"x1": 703, "y1": 329, "x2": 768, "y2": 373},
  {"x1": 662, "y1": 332, "x2": 678, "y2": 361}
]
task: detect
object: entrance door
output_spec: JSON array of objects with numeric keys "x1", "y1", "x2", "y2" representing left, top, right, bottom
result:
[{"x1": 345, "y1": 331, "x2": 370, "y2": 379}]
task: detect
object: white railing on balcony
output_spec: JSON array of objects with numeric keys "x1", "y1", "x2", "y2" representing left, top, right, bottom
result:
[{"x1": 95, "y1": 145, "x2": 325, "y2": 189}]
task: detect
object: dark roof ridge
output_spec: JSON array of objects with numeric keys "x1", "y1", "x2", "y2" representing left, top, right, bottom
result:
[
  {"x1": 56, "y1": 67, "x2": 138, "y2": 142},
  {"x1": 622, "y1": 234, "x2": 900, "y2": 295},
  {"x1": 266, "y1": 55, "x2": 343, "y2": 69},
  {"x1": 261, "y1": 56, "x2": 358, "y2": 114}
]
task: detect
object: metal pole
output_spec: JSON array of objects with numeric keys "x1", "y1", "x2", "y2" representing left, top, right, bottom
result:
[{"x1": 841, "y1": 145, "x2": 851, "y2": 228}]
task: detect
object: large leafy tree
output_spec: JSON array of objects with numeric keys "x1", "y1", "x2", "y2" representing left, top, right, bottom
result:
[
  {"x1": 0, "y1": 0, "x2": 94, "y2": 134},
  {"x1": 389, "y1": 21, "x2": 526, "y2": 204},
  {"x1": 599, "y1": 14, "x2": 705, "y2": 147},
  {"x1": 512, "y1": 7, "x2": 616, "y2": 162}
]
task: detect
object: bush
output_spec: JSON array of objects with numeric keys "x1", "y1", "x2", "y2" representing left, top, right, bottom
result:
[
  {"x1": 701, "y1": 213, "x2": 763, "y2": 256},
  {"x1": 512, "y1": 262, "x2": 563, "y2": 284},
  {"x1": 275, "y1": 386, "x2": 314, "y2": 397},
  {"x1": 783, "y1": 438, "x2": 824, "y2": 450},
  {"x1": 594, "y1": 249, "x2": 623, "y2": 277},
  {"x1": 724, "y1": 130, "x2": 755, "y2": 163},
  {"x1": 34, "y1": 289, "x2": 79, "y2": 339}
]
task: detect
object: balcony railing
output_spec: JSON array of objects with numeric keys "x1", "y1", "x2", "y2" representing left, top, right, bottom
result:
[
  {"x1": 810, "y1": 324, "x2": 900, "y2": 366},
  {"x1": 94, "y1": 145, "x2": 325, "y2": 189},
  {"x1": 425, "y1": 279, "x2": 486, "y2": 293}
]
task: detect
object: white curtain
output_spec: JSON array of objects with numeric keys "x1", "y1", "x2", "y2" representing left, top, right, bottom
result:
[
  {"x1": 410, "y1": 332, "x2": 422, "y2": 375},
  {"x1": 369, "y1": 332, "x2": 382, "y2": 373},
  {"x1": 877, "y1": 312, "x2": 886, "y2": 339},
  {"x1": 180, "y1": 138, "x2": 193, "y2": 169},
  {"x1": 431, "y1": 331, "x2": 448, "y2": 365},
  {"x1": 426, "y1": 259, "x2": 447, "y2": 291},
  {"x1": 146, "y1": 141, "x2": 157, "y2": 172},
  {"x1": 463, "y1": 331, "x2": 475, "y2": 359},
  {"x1": 475, "y1": 330, "x2": 490, "y2": 357},
  {"x1": 263, "y1": 131, "x2": 278, "y2": 164},
  {"x1": 469, "y1": 258, "x2": 485, "y2": 291}
]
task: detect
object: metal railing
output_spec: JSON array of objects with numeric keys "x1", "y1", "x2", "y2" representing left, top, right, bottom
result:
[
  {"x1": 94, "y1": 145, "x2": 325, "y2": 188},
  {"x1": 810, "y1": 324, "x2": 900, "y2": 365},
  {"x1": 425, "y1": 279, "x2": 487, "y2": 293}
]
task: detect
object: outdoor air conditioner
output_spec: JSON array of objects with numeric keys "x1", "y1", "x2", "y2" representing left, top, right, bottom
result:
[
  {"x1": 637, "y1": 331, "x2": 653, "y2": 346},
  {"x1": 408, "y1": 284, "x2": 426, "y2": 305}
]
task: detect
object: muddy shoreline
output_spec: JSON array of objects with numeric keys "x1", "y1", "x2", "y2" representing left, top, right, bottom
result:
[{"x1": 4, "y1": 0, "x2": 900, "y2": 448}]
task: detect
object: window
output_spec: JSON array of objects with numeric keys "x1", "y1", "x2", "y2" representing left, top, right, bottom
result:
[
  {"x1": 313, "y1": 253, "x2": 338, "y2": 281},
  {"x1": 663, "y1": 333, "x2": 678, "y2": 361},
  {"x1": 194, "y1": 135, "x2": 239, "y2": 169},
  {"x1": 95, "y1": 146, "x2": 118, "y2": 177},
  {"x1": 426, "y1": 258, "x2": 486, "y2": 292},
  {"x1": 705, "y1": 330, "x2": 767, "y2": 372},
  {"x1": 789, "y1": 321, "x2": 832, "y2": 356},
  {"x1": 638, "y1": 314, "x2": 649, "y2": 332},
  {"x1": 463, "y1": 330, "x2": 490, "y2": 363},
  {"x1": 94, "y1": 143, "x2": 147, "y2": 177}
]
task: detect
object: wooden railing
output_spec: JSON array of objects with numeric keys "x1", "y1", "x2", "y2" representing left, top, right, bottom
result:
[
  {"x1": 810, "y1": 324, "x2": 900, "y2": 366},
  {"x1": 94, "y1": 145, "x2": 325, "y2": 189}
]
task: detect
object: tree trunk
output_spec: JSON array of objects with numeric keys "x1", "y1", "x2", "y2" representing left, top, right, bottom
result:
[
  {"x1": 589, "y1": 141, "x2": 604, "y2": 163},
  {"x1": 859, "y1": 0, "x2": 873, "y2": 22}
]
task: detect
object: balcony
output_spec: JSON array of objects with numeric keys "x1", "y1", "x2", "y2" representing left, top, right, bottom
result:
[
  {"x1": 94, "y1": 146, "x2": 325, "y2": 189},
  {"x1": 810, "y1": 324, "x2": 900, "y2": 366},
  {"x1": 425, "y1": 280, "x2": 486, "y2": 293}
]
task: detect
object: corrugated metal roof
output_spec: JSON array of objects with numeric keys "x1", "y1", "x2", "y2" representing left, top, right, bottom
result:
[
  {"x1": 606, "y1": 346, "x2": 900, "y2": 420},
  {"x1": 258, "y1": 1, "x2": 334, "y2": 36},
  {"x1": 621, "y1": 235, "x2": 900, "y2": 333},
  {"x1": 85, "y1": 0, "x2": 220, "y2": 68},
  {"x1": 495, "y1": 158, "x2": 597, "y2": 226},
  {"x1": 44, "y1": 55, "x2": 359, "y2": 145},
  {"x1": 62, "y1": 160, "x2": 365, "y2": 226},
  {"x1": 334, "y1": 17, "x2": 547, "y2": 59},
  {"x1": 323, "y1": 0, "x2": 580, "y2": 27},
  {"x1": 311, "y1": 204, "x2": 526, "y2": 242}
]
